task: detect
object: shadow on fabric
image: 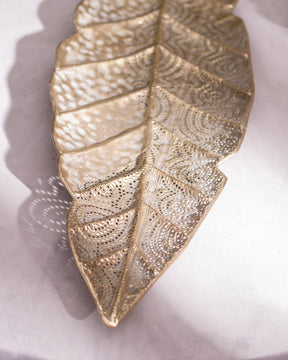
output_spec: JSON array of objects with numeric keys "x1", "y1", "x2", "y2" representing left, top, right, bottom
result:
[{"x1": 4, "y1": 0, "x2": 95, "y2": 320}]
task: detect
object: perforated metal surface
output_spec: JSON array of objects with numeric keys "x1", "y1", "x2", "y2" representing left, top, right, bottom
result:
[{"x1": 50, "y1": 0, "x2": 254, "y2": 327}]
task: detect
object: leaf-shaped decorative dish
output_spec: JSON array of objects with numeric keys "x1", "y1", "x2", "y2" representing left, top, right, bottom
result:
[{"x1": 50, "y1": 0, "x2": 254, "y2": 327}]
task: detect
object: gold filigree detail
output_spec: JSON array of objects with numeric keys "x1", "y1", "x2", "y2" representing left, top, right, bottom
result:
[{"x1": 50, "y1": 0, "x2": 254, "y2": 327}]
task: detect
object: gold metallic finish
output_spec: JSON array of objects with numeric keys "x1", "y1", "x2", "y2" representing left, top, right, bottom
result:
[{"x1": 50, "y1": 0, "x2": 254, "y2": 327}]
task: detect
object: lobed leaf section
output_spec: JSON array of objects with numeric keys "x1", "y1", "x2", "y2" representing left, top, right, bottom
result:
[{"x1": 50, "y1": 0, "x2": 254, "y2": 326}]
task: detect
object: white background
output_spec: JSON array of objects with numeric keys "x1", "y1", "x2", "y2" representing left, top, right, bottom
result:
[{"x1": 1, "y1": 1, "x2": 288, "y2": 359}]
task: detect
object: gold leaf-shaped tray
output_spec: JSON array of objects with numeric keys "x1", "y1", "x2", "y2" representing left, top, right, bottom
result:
[{"x1": 50, "y1": 0, "x2": 254, "y2": 327}]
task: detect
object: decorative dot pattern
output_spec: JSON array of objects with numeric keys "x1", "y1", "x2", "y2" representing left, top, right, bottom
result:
[
  {"x1": 57, "y1": 11, "x2": 159, "y2": 66},
  {"x1": 74, "y1": 0, "x2": 161, "y2": 27},
  {"x1": 60, "y1": 126, "x2": 145, "y2": 192},
  {"x1": 50, "y1": 0, "x2": 254, "y2": 326}
]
